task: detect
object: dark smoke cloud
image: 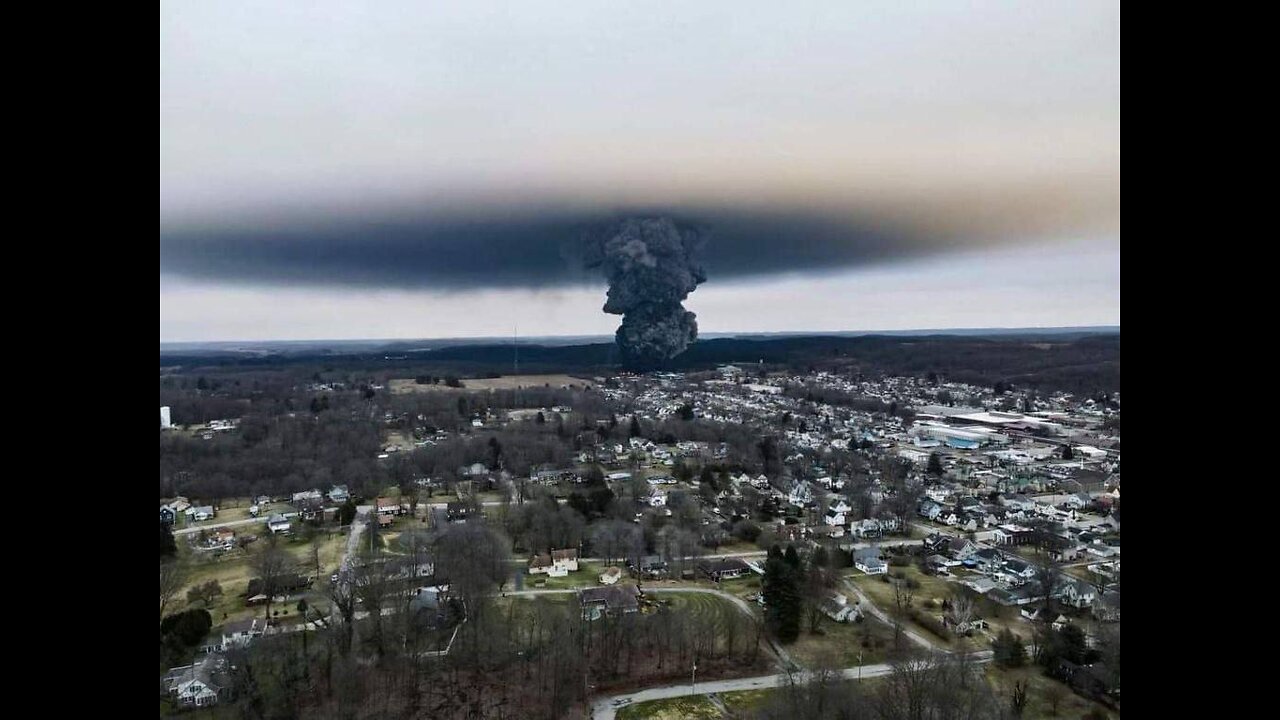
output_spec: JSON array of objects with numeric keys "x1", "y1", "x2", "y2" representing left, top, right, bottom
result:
[
  {"x1": 159, "y1": 204, "x2": 926, "y2": 291},
  {"x1": 582, "y1": 218, "x2": 707, "y2": 367}
]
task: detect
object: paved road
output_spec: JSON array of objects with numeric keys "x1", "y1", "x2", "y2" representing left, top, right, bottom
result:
[
  {"x1": 591, "y1": 653, "x2": 993, "y2": 719},
  {"x1": 839, "y1": 577, "x2": 936, "y2": 652},
  {"x1": 341, "y1": 506, "x2": 375, "y2": 571},
  {"x1": 173, "y1": 516, "x2": 267, "y2": 536}
]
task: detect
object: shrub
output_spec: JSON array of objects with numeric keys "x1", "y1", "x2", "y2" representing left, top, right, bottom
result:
[{"x1": 910, "y1": 610, "x2": 952, "y2": 641}]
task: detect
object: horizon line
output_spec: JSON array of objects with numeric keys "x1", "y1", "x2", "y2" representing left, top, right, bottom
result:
[{"x1": 160, "y1": 324, "x2": 1121, "y2": 347}]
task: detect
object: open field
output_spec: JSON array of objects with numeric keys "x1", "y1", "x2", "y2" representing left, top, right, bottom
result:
[
  {"x1": 788, "y1": 613, "x2": 897, "y2": 669},
  {"x1": 849, "y1": 566, "x2": 986, "y2": 651},
  {"x1": 389, "y1": 374, "x2": 594, "y2": 394},
  {"x1": 172, "y1": 530, "x2": 348, "y2": 626}
]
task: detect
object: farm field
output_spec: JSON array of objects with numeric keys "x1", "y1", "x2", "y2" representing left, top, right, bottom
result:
[{"x1": 389, "y1": 374, "x2": 593, "y2": 394}]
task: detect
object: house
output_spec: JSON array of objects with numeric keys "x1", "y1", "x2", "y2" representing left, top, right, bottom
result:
[
  {"x1": 529, "y1": 548, "x2": 579, "y2": 576},
  {"x1": 698, "y1": 558, "x2": 751, "y2": 581},
  {"x1": 972, "y1": 548, "x2": 1004, "y2": 573},
  {"x1": 245, "y1": 574, "x2": 311, "y2": 604},
  {"x1": 266, "y1": 514, "x2": 291, "y2": 534},
  {"x1": 375, "y1": 497, "x2": 401, "y2": 516},
  {"x1": 189, "y1": 506, "x2": 216, "y2": 522},
  {"x1": 787, "y1": 481, "x2": 814, "y2": 507},
  {"x1": 292, "y1": 489, "x2": 323, "y2": 504},
  {"x1": 824, "y1": 507, "x2": 847, "y2": 527},
  {"x1": 1049, "y1": 544, "x2": 1084, "y2": 562},
  {"x1": 294, "y1": 495, "x2": 325, "y2": 521},
  {"x1": 1065, "y1": 492, "x2": 1093, "y2": 510},
  {"x1": 1004, "y1": 557, "x2": 1036, "y2": 580},
  {"x1": 820, "y1": 594, "x2": 857, "y2": 623},
  {"x1": 923, "y1": 533, "x2": 951, "y2": 553},
  {"x1": 1086, "y1": 542, "x2": 1119, "y2": 559},
  {"x1": 165, "y1": 653, "x2": 228, "y2": 707},
  {"x1": 160, "y1": 506, "x2": 176, "y2": 525},
  {"x1": 947, "y1": 538, "x2": 979, "y2": 560},
  {"x1": 991, "y1": 524, "x2": 1035, "y2": 546},
  {"x1": 646, "y1": 490, "x2": 668, "y2": 507},
  {"x1": 628, "y1": 555, "x2": 668, "y2": 579},
  {"x1": 328, "y1": 485, "x2": 350, "y2": 503},
  {"x1": 918, "y1": 499, "x2": 944, "y2": 520},
  {"x1": 446, "y1": 502, "x2": 476, "y2": 523},
  {"x1": 208, "y1": 528, "x2": 236, "y2": 549},
  {"x1": 579, "y1": 584, "x2": 642, "y2": 619},
  {"x1": 219, "y1": 618, "x2": 264, "y2": 651},
  {"x1": 1060, "y1": 578, "x2": 1098, "y2": 608},
  {"x1": 852, "y1": 547, "x2": 887, "y2": 574},
  {"x1": 599, "y1": 566, "x2": 622, "y2": 585}
]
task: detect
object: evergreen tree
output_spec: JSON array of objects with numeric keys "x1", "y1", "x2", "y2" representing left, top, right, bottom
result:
[
  {"x1": 762, "y1": 545, "x2": 803, "y2": 643},
  {"x1": 629, "y1": 415, "x2": 642, "y2": 438},
  {"x1": 927, "y1": 452, "x2": 945, "y2": 477}
]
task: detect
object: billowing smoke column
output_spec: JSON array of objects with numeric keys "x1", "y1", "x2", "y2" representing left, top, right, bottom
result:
[{"x1": 584, "y1": 217, "x2": 708, "y2": 370}]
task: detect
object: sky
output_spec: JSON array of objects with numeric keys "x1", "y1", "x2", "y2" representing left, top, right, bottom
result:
[{"x1": 160, "y1": 1, "x2": 1120, "y2": 342}]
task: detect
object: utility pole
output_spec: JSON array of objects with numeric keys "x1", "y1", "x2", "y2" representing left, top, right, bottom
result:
[{"x1": 691, "y1": 656, "x2": 697, "y2": 696}]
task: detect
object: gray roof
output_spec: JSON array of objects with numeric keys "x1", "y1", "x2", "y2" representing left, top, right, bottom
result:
[{"x1": 853, "y1": 547, "x2": 884, "y2": 562}]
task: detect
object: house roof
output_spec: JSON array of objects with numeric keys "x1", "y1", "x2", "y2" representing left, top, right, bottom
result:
[
  {"x1": 852, "y1": 547, "x2": 883, "y2": 562},
  {"x1": 579, "y1": 584, "x2": 641, "y2": 612}
]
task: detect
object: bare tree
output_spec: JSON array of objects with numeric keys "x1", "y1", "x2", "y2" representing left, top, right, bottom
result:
[
  {"x1": 891, "y1": 576, "x2": 916, "y2": 650},
  {"x1": 328, "y1": 575, "x2": 357, "y2": 656},
  {"x1": 1010, "y1": 679, "x2": 1029, "y2": 717},
  {"x1": 160, "y1": 560, "x2": 187, "y2": 623},
  {"x1": 353, "y1": 558, "x2": 392, "y2": 657},
  {"x1": 1044, "y1": 681, "x2": 1067, "y2": 715},
  {"x1": 945, "y1": 591, "x2": 975, "y2": 634},
  {"x1": 251, "y1": 542, "x2": 296, "y2": 622},
  {"x1": 1033, "y1": 554, "x2": 1062, "y2": 614}
]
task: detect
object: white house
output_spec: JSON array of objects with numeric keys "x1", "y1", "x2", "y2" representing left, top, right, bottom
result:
[
  {"x1": 219, "y1": 618, "x2": 264, "y2": 650},
  {"x1": 529, "y1": 548, "x2": 580, "y2": 576},
  {"x1": 820, "y1": 594, "x2": 857, "y2": 622},
  {"x1": 853, "y1": 547, "x2": 887, "y2": 575},
  {"x1": 599, "y1": 566, "x2": 622, "y2": 585},
  {"x1": 267, "y1": 514, "x2": 291, "y2": 534},
  {"x1": 166, "y1": 654, "x2": 227, "y2": 708},
  {"x1": 787, "y1": 481, "x2": 814, "y2": 507},
  {"x1": 1060, "y1": 579, "x2": 1098, "y2": 608}
]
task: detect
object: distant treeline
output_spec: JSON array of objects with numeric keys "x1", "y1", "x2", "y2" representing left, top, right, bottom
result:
[{"x1": 161, "y1": 333, "x2": 1119, "y2": 395}]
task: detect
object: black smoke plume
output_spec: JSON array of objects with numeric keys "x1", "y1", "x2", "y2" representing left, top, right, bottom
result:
[{"x1": 583, "y1": 218, "x2": 707, "y2": 370}]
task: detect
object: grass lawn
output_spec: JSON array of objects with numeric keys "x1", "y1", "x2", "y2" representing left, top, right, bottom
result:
[
  {"x1": 616, "y1": 696, "x2": 720, "y2": 720},
  {"x1": 523, "y1": 561, "x2": 607, "y2": 590},
  {"x1": 172, "y1": 529, "x2": 348, "y2": 627},
  {"x1": 849, "y1": 566, "x2": 986, "y2": 650},
  {"x1": 717, "y1": 688, "x2": 773, "y2": 716},
  {"x1": 984, "y1": 665, "x2": 1117, "y2": 719},
  {"x1": 787, "y1": 614, "x2": 897, "y2": 669}
]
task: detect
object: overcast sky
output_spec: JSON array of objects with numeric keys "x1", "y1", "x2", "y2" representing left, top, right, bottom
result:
[{"x1": 160, "y1": 1, "x2": 1119, "y2": 342}]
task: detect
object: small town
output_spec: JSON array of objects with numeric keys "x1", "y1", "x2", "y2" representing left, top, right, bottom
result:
[{"x1": 160, "y1": 364, "x2": 1120, "y2": 719}]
